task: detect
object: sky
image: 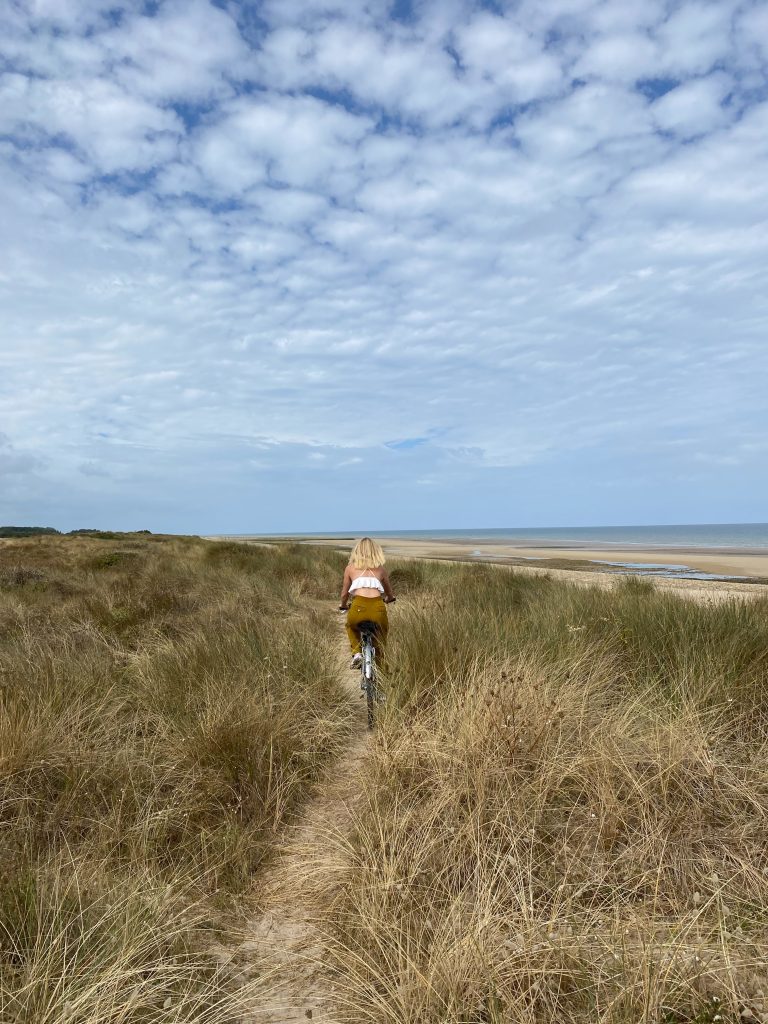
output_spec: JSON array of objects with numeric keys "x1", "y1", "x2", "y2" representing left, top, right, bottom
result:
[{"x1": 1, "y1": 0, "x2": 767, "y2": 534}]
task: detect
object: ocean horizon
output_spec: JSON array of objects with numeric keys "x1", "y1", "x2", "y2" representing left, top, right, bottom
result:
[{"x1": 247, "y1": 523, "x2": 768, "y2": 551}]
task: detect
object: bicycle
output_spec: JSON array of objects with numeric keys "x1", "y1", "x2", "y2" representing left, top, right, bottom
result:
[
  {"x1": 340, "y1": 598, "x2": 394, "y2": 729},
  {"x1": 357, "y1": 619, "x2": 381, "y2": 729}
]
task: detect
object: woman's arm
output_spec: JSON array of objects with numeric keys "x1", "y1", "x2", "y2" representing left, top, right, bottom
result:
[
  {"x1": 381, "y1": 569, "x2": 395, "y2": 601},
  {"x1": 339, "y1": 566, "x2": 352, "y2": 609}
]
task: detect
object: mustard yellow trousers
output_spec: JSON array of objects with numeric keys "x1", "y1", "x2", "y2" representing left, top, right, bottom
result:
[{"x1": 346, "y1": 595, "x2": 388, "y2": 655}]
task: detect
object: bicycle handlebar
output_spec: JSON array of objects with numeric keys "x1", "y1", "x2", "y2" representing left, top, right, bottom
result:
[{"x1": 338, "y1": 597, "x2": 396, "y2": 612}]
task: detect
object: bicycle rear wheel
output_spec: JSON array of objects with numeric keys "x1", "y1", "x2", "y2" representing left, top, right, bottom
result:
[{"x1": 362, "y1": 636, "x2": 376, "y2": 729}]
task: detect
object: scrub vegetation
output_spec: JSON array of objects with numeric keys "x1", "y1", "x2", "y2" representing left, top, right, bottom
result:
[
  {"x1": 3, "y1": 537, "x2": 768, "y2": 1024},
  {"x1": 0, "y1": 534, "x2": 351, "y2": 1023},
  {"x1": 316, "y1": 561, "x2": 768, "y2": 1024}
]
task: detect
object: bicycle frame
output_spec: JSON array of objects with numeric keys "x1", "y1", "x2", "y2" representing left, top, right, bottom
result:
[{"x1": 358, "y1": 624, "x2": 378, "y2": 729}]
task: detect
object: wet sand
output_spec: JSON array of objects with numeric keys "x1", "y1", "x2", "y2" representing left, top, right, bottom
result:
[
  {"x1": 210, "y1": 535, "x2": 768, "y2": 604},
  {"x1": 364, "y1": 539, "x2": 768, "y2": 580}
]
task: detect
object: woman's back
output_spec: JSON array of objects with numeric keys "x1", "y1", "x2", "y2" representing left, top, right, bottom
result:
[
  {"x1": 340, "y1": 538, "x2": 395, "y2": 667},
  {"x1": 348, "y1": 565, "x2": 386, "y2": 597}
]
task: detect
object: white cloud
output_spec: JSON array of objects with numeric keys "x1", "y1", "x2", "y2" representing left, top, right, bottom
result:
[
  {"x1": 514, "y1": 81, "x2": 654, "y2": 163},
  {"x1": 738, "y1": 3, "x2": 768, "y2": 63},
  {"x1": 0, "y1": 434, "x2": 42, "y2": 477},
  {"x1": 591, "y1": 0, "x2": 667, "y2": 33},
  {"x1": 655, "y1": 1, "x2": 740, "y2": 77},
  {"x1": 0, "y1": 73, "x2": 182, "y2": 172},
  {"x1": 108, "y1": 0, "x2": 247, "y2": 101},
  {"x1": 651, "y1": 73, "x2": 732, "y2": 137},
  {"x1": 195, "y1": 92, "x2": 373, "y2": 193},
  {"x1": 0, "y1": 0, "x2": 766, "y2": 530},
  {"x1": 455, "y1": 11, "x2": 564, "y2": 106},
  {"x1": 575, "y1": 31, "x2": 659, "y2": 82}
]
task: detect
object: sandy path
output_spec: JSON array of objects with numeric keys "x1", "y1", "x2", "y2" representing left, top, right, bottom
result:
[{"x1": 240, "y1": 630, "x2": 368, "y2": 1023}]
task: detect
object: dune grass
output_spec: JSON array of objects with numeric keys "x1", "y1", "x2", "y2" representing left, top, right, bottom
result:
[
  {"x1": 5, "y1": 539, "x2": 768, "y2": 1023},
  {"x1": 0, "y1": 535, "x2": 351, "y2": 1023},
  {"x1": 317, "y1": 562, "x2": 768, "y2": 1023}
]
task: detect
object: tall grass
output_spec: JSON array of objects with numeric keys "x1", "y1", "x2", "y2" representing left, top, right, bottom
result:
[
  {"x1": 317, "y1": 563, "x2": 768, "y2": 1023},
  {"x1": 0, "y1": 535, "x2": 350, "y2": 1022}
]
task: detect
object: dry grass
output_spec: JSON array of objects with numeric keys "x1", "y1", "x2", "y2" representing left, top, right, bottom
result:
[
  {"x1": 0, "y1": 535, "x2": 351, "y2": 1023},
  {"x1": 6, "y1": 540, "x2": 768, "y2": 1024},
  {"x1": 315, "y1": 562, "x2": 768, "y2": 1024}
]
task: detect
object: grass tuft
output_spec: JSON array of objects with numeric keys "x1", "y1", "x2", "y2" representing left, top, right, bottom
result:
[
  {"x1": 0, "y1": 535, "x2": 353, "y2": 1020},
  {"x1": 316, "y1": 562, "x2": 768, "y2": 1023}
]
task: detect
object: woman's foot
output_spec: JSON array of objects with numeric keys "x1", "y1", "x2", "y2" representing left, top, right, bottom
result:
[{"x1": 350, "y1": 653, "x2": 362, "y2": 669}]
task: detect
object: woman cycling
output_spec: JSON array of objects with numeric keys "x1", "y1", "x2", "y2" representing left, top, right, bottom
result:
[{"x1": 338, "y1": 537, "x2": 395, "y2": 668}]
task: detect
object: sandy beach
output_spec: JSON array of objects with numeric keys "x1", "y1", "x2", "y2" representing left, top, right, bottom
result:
[{"x1": 212, "y1": 535, "x2": 768, "y2": 603}]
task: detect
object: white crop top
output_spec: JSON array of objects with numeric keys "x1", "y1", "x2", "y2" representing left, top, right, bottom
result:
[{"x1": 349, "y1": 575, "x2": 385, "y2": 594}]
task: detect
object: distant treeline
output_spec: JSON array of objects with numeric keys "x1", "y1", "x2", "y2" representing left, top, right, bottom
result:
[
  {"x1": 0, "y1": 526, "x2": 60, "y2": 537},
  {"x1": 0, "y1": 526, "x2": 152, "y2": 538}
]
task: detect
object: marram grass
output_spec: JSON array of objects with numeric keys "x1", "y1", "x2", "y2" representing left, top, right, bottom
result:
[
  {"x1": 4, "y1": 538, "x2": 768, "y2": 1024},
  {"x1": 0, "y1": 534, "x2": 351, "y2": 1022},
  {"x1": 315, "y1": 562, "x2": 768, "y2": 1024}
]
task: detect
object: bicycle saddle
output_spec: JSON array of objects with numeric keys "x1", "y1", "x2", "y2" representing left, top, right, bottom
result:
[{"x1": 357, "y1": 620, "x2": 379, "y2": 634}]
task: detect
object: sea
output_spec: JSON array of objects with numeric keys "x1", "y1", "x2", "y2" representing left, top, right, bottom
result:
[{"x1": 282, "y1": 524, "x2": 768, "y2": 551}]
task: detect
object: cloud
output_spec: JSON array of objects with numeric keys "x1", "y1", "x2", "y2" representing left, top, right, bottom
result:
[
  {"x1": 0, "y1": 433, "x2": 43, "y2": 477},
  {"x1": 0, "y1": 73, "x2": 183, "y2": 173},
  {"x1": 0, "y1": 0, "x2": 766, "y2": 531},
  {"x1": 109, "y1": 0, "x2": 248, "y2": 102},
  {"x1": 195, "y1": 92, "x2": 373, "y2": 194},
  {"x1": 576, "y1": 32, "x2": 660, "y2": 83},
  {"x1": 651, "y1": 73, "x2": 733, "y2": 137},
  {"x1": 385, "y1": 436, "x2": 430, "y2": 451},
  {"x1": 656, "y1": 2, "x2": 740, "y2": 77},
  {"x1": 78, "y1": 460, "x2": 111, "y2": 477}
]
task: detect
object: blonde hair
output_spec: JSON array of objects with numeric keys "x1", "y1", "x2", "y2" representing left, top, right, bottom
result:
[{"x1": 349, "y1": 537, "x2": 386, "y2": 569}]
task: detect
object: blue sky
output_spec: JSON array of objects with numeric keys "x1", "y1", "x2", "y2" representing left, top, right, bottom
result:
[{"x1": 1, "y1": 0, "x2": 767, "y2": 533}]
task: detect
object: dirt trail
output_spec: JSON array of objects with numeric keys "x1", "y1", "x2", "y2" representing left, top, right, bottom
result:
[{"x1": 240, "y1": 635, "x2": 369, "y2": 1023}]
